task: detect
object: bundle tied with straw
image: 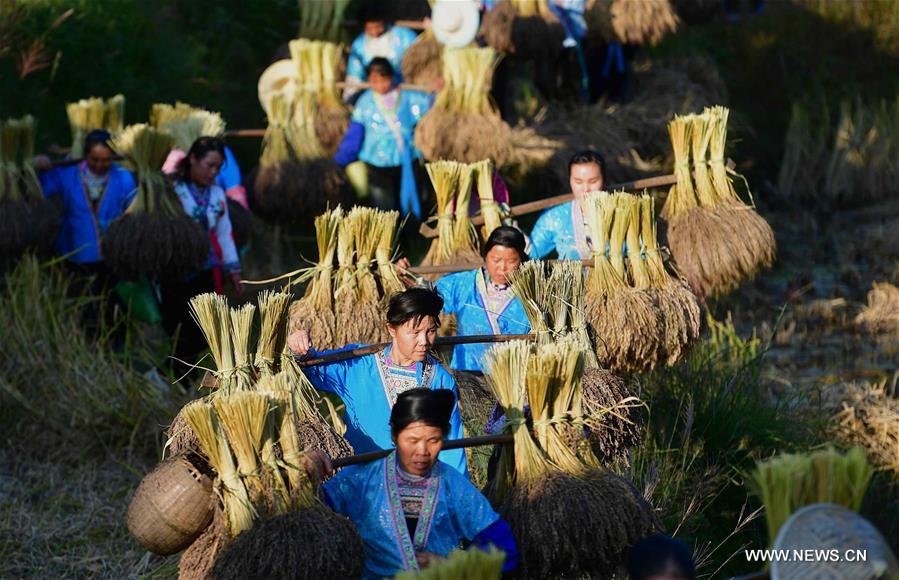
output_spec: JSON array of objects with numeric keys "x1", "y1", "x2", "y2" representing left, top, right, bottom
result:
[
  {"x1": 159, "y1": 108, "x2": 226, "y2": 152},
  {"x1": 402, "y1": 29, "x2": 443, "y2": 90},
  {"x1": 481, "y1": 0, "x2": 565, "y2": 59},
  {"x1": 479, "y1": 0, "x2": 517, "y2": 54},
  {"x1": 101, "y1": 124, "x2": 209, "y2": 281},
  {"x1": 0, "y1": 116, "x2": 60, "y2": 260},
  {"x1": 507, "y1": 259, "x2": 597, "y2": 367},
  {"x1": 297, "y1": 0, "x2": 351, "y2": 42},
  {"x1": 586, "y1": 0, "x2": 680, "y2": 46},
  {"x1": 474, "y1": 158, "x2": 505, "y2": 242},
  {"x1": 66, "y1": 94, "x2": 126, "y2": 157},
  {"x1": 178, "y1": 383, "x2": 360, "y2": 579},
  {"x1": 748, "y1": 446, "x2": 873, "y2": 546},
  {"x1": 286, "y1": 206, "x2": 408, "y2": 349},
  {"x1": 485, "y1": 337, "x2": 654, "y2": 578},
  {"x1": 253, "y1": 40, "x2": 351, "y2": 224},
  {"x1": 662, "y1": 107, "x2": 777, "y2": 297},
  {"x1": 419, "y1": 160, "x2": 483, "y2": 272},
  {"x1": 415, "y1": 47, "x2": 513, "y2": 166}
]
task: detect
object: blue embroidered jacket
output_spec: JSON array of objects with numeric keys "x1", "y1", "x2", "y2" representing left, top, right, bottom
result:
[
  {"x1": 528, "y1": 201, "x2": 583, "y2": 260},
  {"x1": 40, "y1": 163, "x2": 136, "y2": 264}
]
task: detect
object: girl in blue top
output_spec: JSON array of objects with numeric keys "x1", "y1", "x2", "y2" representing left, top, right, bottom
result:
[
  {"x1": 435, "y1": 226, "x2": 531, "y2": 372},
  {"x1": 36, "y1": 130, "x2": 136, "y2": 271},
  {"x1": 320, "y1": 388, "x2": 517, "y2": 578},
  {"x1": 344, "y1": 3, "x2": 419, "y2": 101},
  {"x1": 529, "y1": 149, "x2": 606, "y2": 260},
  {"x1": 334, "y1": 58, "x2": 431, "y2": 218}
]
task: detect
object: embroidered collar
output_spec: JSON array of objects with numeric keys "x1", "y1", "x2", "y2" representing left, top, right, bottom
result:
[
  {"x1": 385, "y1": 452, "x2": 441, "y2": 571},
  {"x1": 374, "y1": 346, "x2": 437, "y2": 407},
  {"x1": 476, "y1": 269, "x2": 514, "y2": 335}
]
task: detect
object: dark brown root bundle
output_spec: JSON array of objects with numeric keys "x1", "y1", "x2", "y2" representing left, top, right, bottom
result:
[
  {"x1": 166, "y1": 409, "x2": 201, "y2": 458},
  {"x1": 0, "y1": 199, "x2": 60, "y2": 260},
  {"x1": 653, "y1": 280, "x2": 702, "y2": 365},
  {"x1": 480, "y1": 0, "x2": 516, "y2": 54},
  {"x1": 295, "y1": 414, "x2": 354, "y2": 460},
  {"x1": 588, "y1": 287, "x2": 666, "y2": 373},
  {"x1": 496, "y1": 469, "x2": 656, "y2": 578},
  {"x1": 288, "y1": 298, "x2": 338, "y2": 351},
  {"x1": 335, "y1": 289, "x2": 385, "y2": 347},
  {"x1": 580, "y1": 368, "x2": 643, "y2": 467},
  {"x1": 211, "y1": 506, "x2": 364, "y2": 580},
  {"x1": 314, "y1": 105, "x2": 349, "y2": 158},
  {"x1": 179, "y1": 504, "x2": 227, "y2": 580},
  {"x1": 226, "y1": 199, "x2": 253, "y2": 251},
  {"x1": 252, "y1": 159, "x2": 351, "y2": 225},
  {"x1": 454, "y1": 371, "x2": 496, "y2": 431},
  {"x1": 414, "y1": 109, "x2": 513, "y2": 166},
  {"x1": 401, "y1": 31, "x2": 442, "y2": 89},
  {"x1": 102, "y1": 212, "x2": 209, "y2": 281},
  {"x1": 666, "y1": 203, "x2": 776, "y2": 298}
]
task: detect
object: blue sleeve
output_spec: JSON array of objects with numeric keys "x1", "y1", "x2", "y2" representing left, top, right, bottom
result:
[
  {"x1": 322, "y1": 464, "x2": 362, "y2": 517},
  {"x1": 435, "y1": 272, "x2": 465, "y2": 315},
  {"x1": 301, "y1": 344, "x2": 363, "y2": 396},
  {"x1": 40, "y1": 167, "x2": 65, "y2": 199},
  {"x1": 395, "y1": 27, "x2": 419, "y2": 54},
  {"x1": 346, "y1": 34, "x2": 366, "y2": 81},
  {"x1": 217, "y1": 146, "x2": 242, "y2": 191},
  {"x1": 528, "y1": 209, "x2": 556, "y2": 259},
  {"x1": 472, "y1": 519, "x2": 519, "y2": 572},
  {"x1": 334, "y1": 122, "x2": 365, "y2": 168}
]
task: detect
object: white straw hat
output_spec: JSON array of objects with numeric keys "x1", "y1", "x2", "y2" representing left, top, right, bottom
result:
[
  {"x1": 431, "y1": 0, "x2": 480, "y2": 48},
  {"x1": 257, "y1": 59, "x2": 297, "y2": 116}
]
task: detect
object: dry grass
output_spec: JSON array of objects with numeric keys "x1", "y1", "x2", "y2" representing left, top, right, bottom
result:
[
  {"x1": 833, "y1": 380, "x2": 899, "y2": 477},
  {"x1": 855, "y1": 282, "x2": 899, "y2": 336},
  {"x1": 0, "y1": 450, "x2": 178, "y2": 578}
]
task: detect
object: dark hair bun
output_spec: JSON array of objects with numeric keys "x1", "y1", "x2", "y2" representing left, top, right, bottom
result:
[{"x1": 390, "y1": 388, "x2": 456, "y2": 438}]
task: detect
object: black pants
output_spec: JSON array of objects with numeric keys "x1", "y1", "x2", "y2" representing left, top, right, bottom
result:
[
  {"x1": 159, "y1": 270, "x2": 214, "y2": 375},
  {"x1": 365, "y1": 162, "x2": 433, "y2": 218}
]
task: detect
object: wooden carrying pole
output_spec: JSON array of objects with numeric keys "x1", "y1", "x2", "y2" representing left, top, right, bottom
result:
[
  {"x1": 418, "y1": 159, "x2": 736, "y2": 238},
  {"x1": 332, "y1": 433, "x2": 513, "y2": 469},
  {"x1": 403, "y1": 259, "x2": 595, "y2": 276},
  {"x1": 296, "y1": 333, "x2": 533, "y2": 367}
]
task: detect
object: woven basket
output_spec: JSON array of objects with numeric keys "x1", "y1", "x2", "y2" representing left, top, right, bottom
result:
[{"x1": 127, "y1": 453, "x2": 215, "y2": 555}]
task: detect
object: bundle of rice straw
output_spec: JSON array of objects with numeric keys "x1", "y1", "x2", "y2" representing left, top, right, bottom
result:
[
  {"x1": 586, "y1": 0, "x2": 680, "y2": 46},
  {"x1": 210, "y1": 506, "x2": 364, "y2": 580},
  {"x1": 286, "y1": 206, "x2": 407, "y2": 349},
  {"x1": 254, "y1": 40, "x2": 350, "y2": 224},
  {"x1": 473, "y1": 158, "x2": 505, "y2": 241},
  {"x1": 101, "y1": 124, "x2": 209, "y2": 281},
  {"x1": 420, "y1": 160, "x2": 482, "y2": 269},
  {"x1": 507, "y1": 259, "x2": 597, "y2": 366},
  {"x1": 0, "y1": 116, "x2": 60, "y2": 260},
  {"x1": 415, "y1": 47, "x2": 513, "y2": 166},
  {"x1": 66, "y1": 94, "x2": 126, "y2": 158},
  {"x1": 854, "y1": 282, "x2": 899, "y2": 336},
  {"x1": 166, "y1": 291, "x2": 354, "y2": 462},
  {"x1": 178, "y1": 383, "x2": 359, "y2": 579},
  {"x1": 401, "y1": 29, "x2": 443, "y2": 90},
  {"x1": 661, "y1": 108, "x2": 776, "y2": 298},
  {"x1": 158, "y1": 108, "x2": 226, "y2": 152},
  {"x1": 395, "y1": 547, "x2": 506, "y2": 580},
  {"x1": 834, "y1": 380, "x2": 899, "y2": 477},
  {"x1": 297, "y1": 0, "x2": 351, "y2": 42},
  {"x1": 748, "y1": 446, "x2": 873, "y2": 545},
  {"x1": 479, "y1": 0, "x2": 516, "y2": 54},
  {"x1": 486, "y1": 337, "x2": 654, "y2": 578},
  {"x1": 149, "y1": 101, "x2": 194, "y2": 128},
  {"x1": 580, "y1": 368, "x2": 643, "y2": 466}
]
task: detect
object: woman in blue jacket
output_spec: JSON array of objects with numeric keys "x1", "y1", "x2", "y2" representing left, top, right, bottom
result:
[
  {"x1": 435, "y1": 226, "x2": 531, "y2": 373},
  {"x1": 37, "y1": 130, "x2": 136, "y2": 275}
]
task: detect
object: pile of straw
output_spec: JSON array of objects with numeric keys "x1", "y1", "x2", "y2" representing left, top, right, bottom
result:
[
  {"x1": 254, "y1": 40, "x2": 351, "y2": 224},
  {"x1": 662, "y1": 107, "x2": 776, "y2": 297},
  {"x1": 583, "y1": 191, "x2": 701, "y2": 372},
  {"x1": 65, "y1": 94, "x2": 125, "y2": 157},
  {"x1": 286, "y1": 207, "x2": 408, "y2": 349},
  {"x1": 420, "y1": 160, "x2": 482, "y2": 269},
  {"x1": 854, "y1": 282, "x2": 899, "y2": 336},
  {"x1": 415, "y1": 47, "x2": 513, "y2": 166},
  {"x1": 0, "y1": 116, "x2": 60, "y2": 260},
  {"x1": 401, "y1": 29, "x2": 442, "y2": 90},
  {"x1": 586, "y1": 0, "x2": 680, "y2": 46},
  {"x1": 395, "y1": 547, "x2": 506, "y2": 579},
  {"x1": 101, "y1": 124, "x2": 208, "y2": 281},
  {"x1": 834, "y1": 380, "x2": 899, "y2": 478},
  {"x1": 485, "y1": 337, "x2": 654, "y2": 578},
  {"x1": 748, "y1": 446, "x2": 873, "y2": 545},
  {"x1": 779, "y1": 98, "x2": 899, "y2": 205}
]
